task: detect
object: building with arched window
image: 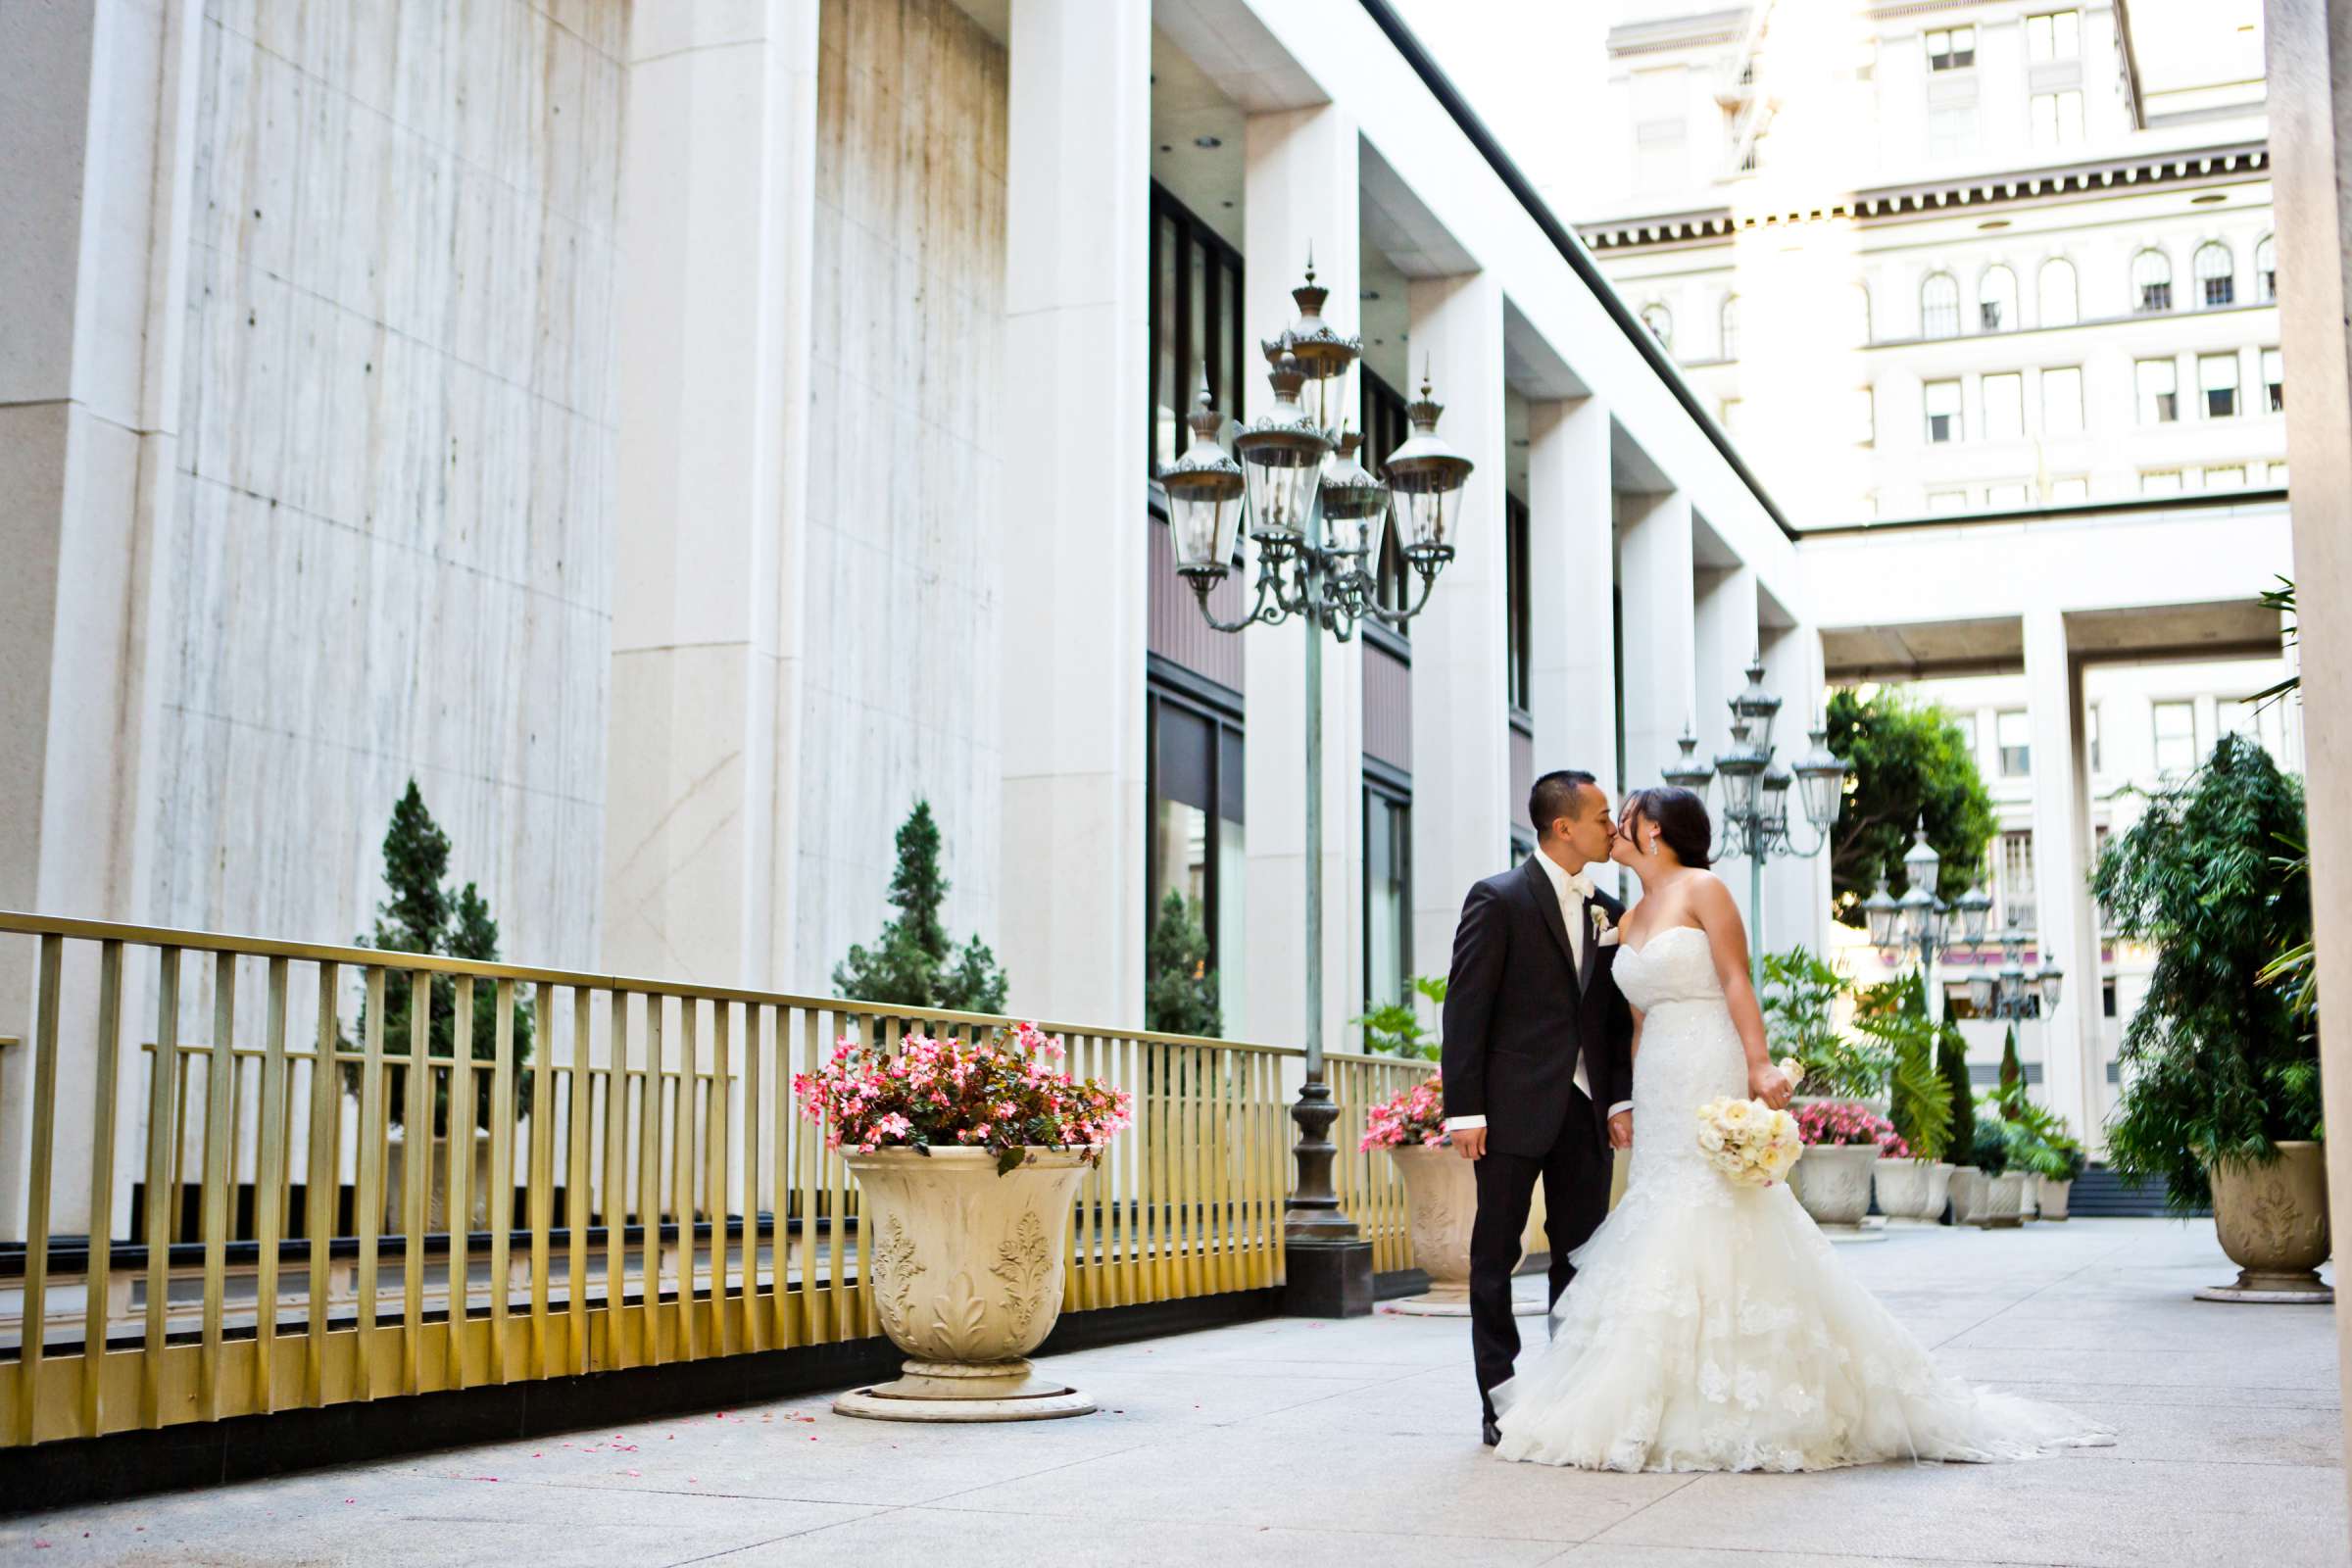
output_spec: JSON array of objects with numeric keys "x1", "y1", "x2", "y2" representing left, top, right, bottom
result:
[{"x1": 1978, "y1": 266, "x2": 2018, "y2": 331}]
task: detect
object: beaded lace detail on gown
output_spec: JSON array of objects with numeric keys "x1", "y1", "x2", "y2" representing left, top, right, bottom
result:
[{"x1": 1491, "y1": 924, "x2": 2112, "y2": 1472}]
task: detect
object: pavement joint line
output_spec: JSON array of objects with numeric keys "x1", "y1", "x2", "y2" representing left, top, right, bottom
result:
[
  {"x1": 895, "y1": 1496, "x2": 1592, "y2": 1545},
  {"x1": 652, "y1": 1504, "x2": 898, "y2": 1568},
  {"x1": 1553, "y1": 1470, "x2": 1705, "y2": 1554},
  {"x1": 1923, "y1": 1232, "x2": 2140, "y2": 1352},
  {"x1": 1537, "y1": 1544, "x2": 2083, "y2": 1568}
]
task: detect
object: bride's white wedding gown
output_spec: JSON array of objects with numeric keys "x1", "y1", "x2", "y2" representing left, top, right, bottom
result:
[{"x1": 1492, "y1": 923, "x2": 2112, "y2": 1472}]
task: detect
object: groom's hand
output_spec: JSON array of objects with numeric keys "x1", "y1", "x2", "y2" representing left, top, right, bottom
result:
[
  {"x1": 1607, "y1": 1109, "x2": 1633, "y2": 1149},
  {"x1": 1452, "y1": 1127, "x2": 1488, "y2": 1160}
]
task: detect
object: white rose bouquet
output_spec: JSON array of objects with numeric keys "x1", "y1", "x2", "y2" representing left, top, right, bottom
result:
[{"x1": 1693, "y1": 1057, "x2": 1807, "y2": 1189}]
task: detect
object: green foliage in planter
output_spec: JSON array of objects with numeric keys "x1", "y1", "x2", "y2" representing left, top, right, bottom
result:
[
  {"x1": 1997, "y1": 1026, "x2": 2024, "y2": 1111},
  {"x1": 2092, "y1": 733, "x2": 2317, "y2": 1209},
  {"x1": 1824, "y1": 687, "x2": 1998, "y2": 929},
  {"x1": 352, "y1": 780, "x2": 533, "y2": 1133},
  {"x1": 1354, "y1": 975, "x2": 1447, "y2": 1060},
  {"x1": 1144, "y1": 891, "x2": 1221, "y2": 1038},
  {"x1": 833, "y1": 801, "x2": 1009, "y2": 1013},
  {"x1": 1758, "y1": 947, "x2": 1886, "y2": 1100},
  {"x1": 1857, "y1": 970, "x2": 1953, "y2": 1161},
  {"x1": 1986, "y1": 1030, "x2": 2084, "y2": 1181},
  {"x1": 1936, "y1": 1023, "x2": 1975, "y2": 1167},
  {"x1": 1970, "y1": 1111, "x2": 2012, "y2": 1177}
]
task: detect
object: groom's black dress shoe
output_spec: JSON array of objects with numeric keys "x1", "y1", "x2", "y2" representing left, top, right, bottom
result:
[{"x1": 1482, "y1": 1415, "x2": 1501, "y2": 1447}]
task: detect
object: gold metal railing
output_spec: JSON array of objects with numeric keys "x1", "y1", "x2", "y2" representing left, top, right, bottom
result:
[{"x1": 0, "y1": 913, "x2": 1313, "y2": 1448}]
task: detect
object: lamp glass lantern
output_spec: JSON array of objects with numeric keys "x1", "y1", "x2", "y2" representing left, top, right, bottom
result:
[
  {"x1": 1862, "y1": 876, "x2": 1902, "y2": 949},
  {"x1": 1731, "y1": 655, "x2": 1784, "y2": 753},
  {"x1": 1900, "y1": 818, "x2": 1942, "y2": 902},
  {"x1": 2038, "y1": 964, "x2": 2065, "y2": 1009},
  {"x1": 1792, "y1": 723, "x2": 1845, "y2": 833},
  {"x1": 1760, "y1": 764, "x2": 1791, "y2": 838},
  {"x1": 1714, "y1": 719, "x2": 1766, "y2": 820},
  {"x1": 1968, "y1": 971, "x2": 1997, "y2": 1014},
  {"x1": 1233, "y1": 351, "x2": 1333, "y2": 547},
  {"x1": 1997, "y1": 954, "x2": 2028, "y2": 1009},
  {"x1": 1317, "y1": 429, "x2": 1391, "y2": 562},
  {"x1": 1663, "y1": 727, "x2": 1716, "y2": 795},
  {"x1": 1156, "y1": 380, "x2": 1247, "y2": 579},
  {"x1": 1381, "y1": 371, "x2": 1472, "y2": 562},
  {"x1": 1953, "y1": 883, "x2": 1993, "y2": 948}
]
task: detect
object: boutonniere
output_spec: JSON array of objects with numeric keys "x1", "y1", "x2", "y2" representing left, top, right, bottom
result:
[{"x1": 1590, "y1": 904, "x2": 1619, "y2": 948}]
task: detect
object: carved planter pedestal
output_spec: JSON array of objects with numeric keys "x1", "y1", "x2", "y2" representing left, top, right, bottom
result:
[
  {"x1": 2037, "y1": 1176, "x2": 2074, "y2": 1221},
  {"x1": 1873, "y1": 1159, "x2": 1953, "y2": 1225},
  {"x1": 834, "y1": 1148, "x2": 1097, "y2": 1421},
  {"x1": 1788, "y1": 1144, "x2": 1886, "y2": 1242},
  {"x1": 1385, "y1": 1146, "x2": 1540, "y2": 1317},
  {"x1": 2198, "y1": 1140, "x2": 2333, "y2": 1304}
]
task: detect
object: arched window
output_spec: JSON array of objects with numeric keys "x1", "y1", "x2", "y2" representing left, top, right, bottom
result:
[
  {"x1": 2132, "y1": 249, "x2": 2173, "y2": 314},
  {"x1": 1921, "y1": 272, "x2": 1960, "y2": 338},
  {"x1": 1641, "y1": 302, "x2": 1674, "y2": 349},
  {"x1": 1851, "y1": 282, "x2": 1873, "y2": 346},
  {"x1": 2194, "y1": 241, "x2": 2234, "y2": 308},
  {"x1": 1978, "y1": 265, "x2": 2018, "y2": 331},
  {"x1": 1719, "y1": 295, "x2": 1740, "y2": 360},
  {"x1": 2256, "y1": 234, "x2": 2278, "y2": 301},
  {"x1": 2037, "y1": 258, "x2": 2079, "y2": 326}
]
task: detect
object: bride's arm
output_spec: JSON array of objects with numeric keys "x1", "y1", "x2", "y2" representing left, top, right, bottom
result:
[{"x1": 1690, "y1": 876, "x2": 1793, "y2": 1108}]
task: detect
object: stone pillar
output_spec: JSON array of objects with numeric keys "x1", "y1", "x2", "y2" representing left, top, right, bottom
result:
[
  {"x1": 1617, "y1": 490, "x2": 1698, "y2": 802},
  {"x1": 996, "y1": 0, "x2": 1152, "y2": 1024},
  {"x1": 1692, "y1": 562, "x2": 1759, "y2": 921},
  {"x1": 2261, "y1": 1, "x2": 2352, "y2": 1513},
  {"x1": 1526, "y1": 396, "x2": 1617, "y2": 796},
  {"x1": 1761, "y1": 621, "x2": 1832, "y2": 961},
  {"x1": 2022, "y1": 609, "x2": 2099, "y2": 1144},
  {"x1": 1242, "y1": 103, "x2": 1362, "y2": 1055},
  {"x1": 0, "y1": 0, "x2": 205, "y2": 1235},
  {"x1": 603, "y1": 2, "x2": 821, "y2": 991},
  {"x1": 1406, "y1": 272, "x2": 1510, "y2": 985}
]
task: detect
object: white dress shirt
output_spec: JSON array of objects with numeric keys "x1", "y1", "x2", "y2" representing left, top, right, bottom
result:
[{"x1": 1447, "y1": 850, "x2": 1636, "y2": 1133}]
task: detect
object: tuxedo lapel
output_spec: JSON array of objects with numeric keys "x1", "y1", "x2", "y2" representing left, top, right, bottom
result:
[
  {"x1": 1578, "y1": 898, "x2": 1601, "y2": 995},
  {"x1": 1523, "y1": 857, "x2": 1581, "y2": 982}
]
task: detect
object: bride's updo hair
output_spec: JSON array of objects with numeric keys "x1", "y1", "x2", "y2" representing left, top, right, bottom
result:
[{"x1": 1626, "y1": 785, "x2": 1713, "y2": 869}]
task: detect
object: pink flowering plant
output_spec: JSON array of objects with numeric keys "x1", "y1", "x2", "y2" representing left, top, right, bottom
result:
[
  {"x1": 792, "y1": 1023, "x2": 1133, "y2": 1176},
  {"x1": 1794, "y1": 1100, "x2": 1908, "y2": 1155},
  {"x1": 1358, "y1": 1074, "x2": 1448, "y2": 1152}
]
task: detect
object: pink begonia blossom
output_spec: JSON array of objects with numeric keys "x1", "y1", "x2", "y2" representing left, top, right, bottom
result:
[
  {"x1": 1358, "y1": 1074, "x2": 1447, "y2": 1152},
  {"x1": 795, "y1": 1026, "x2": 1128, "y2": 1170}
]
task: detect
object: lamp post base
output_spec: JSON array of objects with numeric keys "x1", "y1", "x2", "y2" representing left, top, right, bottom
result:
[{"x1": 1283, "y1": 1237, "x2": 1375, "y2": 1317}]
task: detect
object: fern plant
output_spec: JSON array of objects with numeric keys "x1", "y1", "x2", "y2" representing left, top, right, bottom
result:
[
  {"x1": 1860, "y1": 974, "x2": 1954, "y2": 1161},
  {"x1": 1758, "y1": 947, "x2": 1888, "y2": 1100}
]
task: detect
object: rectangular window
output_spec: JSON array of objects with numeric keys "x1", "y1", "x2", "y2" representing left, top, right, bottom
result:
[
  {"x1": 2264, "y1": 348, "x2": 2284, "y2": 413},
  {"x1": 2050, "y1": 475, "x2": 2089, "y2": 502},
  {"x1": 1952, "y1": 712, "x2": 1979, "y2": 756},
  {"x1": 2135, "y1": 359, "x2": 2179, "y2": 423},
  {"x1": 2269, "y1": 461, "x2": 2290, "y2": 487},
  {"x1": 1984, "y1": 372, "x2": 2025, "y2": 440},
  {"x1": 2152, "y1": 700, "x2": 2198, "y2": 773},
  {"x1": 1925, "y1": 379, "x2": 1962, "y2": 443},
  {"x1": 1148, "y1": 688, "x2": 1247, "y2": 1030},
  {"x1": 1928, "y1": 25, "x2": 1977, "y2": 69},
  {"x1": 1505, "y1": 492, "x2": 1532, "y2": 713},
  {"x1": 1364, "y1": 783, "x2": 1412, "y2": 1011},
  {"x1": 2087, "y1": 704, "x2": 2102, "y2": 772},
  {"x1": 1997, "y1": 710, "x2": 2032, "y2": 776},
  {"x1": 2030, "y1": 90, "x2": 2084, "y2": 148},
  {"x1": 2201, "y1": 353, "x2": 2239, "y2": 418},
  {"x1": 1363, "y1": 369, "x2": 1413, "y2": 641},
  {"x1": 1855, "y1": 387, "x2": 1877, "y2": 446},
  {"x1": 1927, "y1": 489, "x2": 1969, "y2": 514},
  {"x1": 2027, "y1": 11, "x2": 2082, "y2": 60},
  {"x1": 2141, "y1": 469, "x2": 2183, "y2": 495},
  {"x1": 2204, "y1": 465, "x2": 2247, "y2": 489},
  {"x1": 2000, "y1": 829, "x2": 2036, "y2": 933},
  {"x1": 2041, "y1": 367, "x2": 2084, "y2": 436},
  {"x1": 1987, "y1": 481, "x2": 2030, "y2": 509},
  {"x1": 1929, "y1": 105, "x2": 1977, "y2": 159},
  {"x1": 1148, "y1": 185, "x2": 1245, "y2": 476}
]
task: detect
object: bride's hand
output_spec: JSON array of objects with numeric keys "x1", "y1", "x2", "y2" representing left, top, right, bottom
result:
[{"x1": 1749, "y1": 1060, "x2": 1793, "y2": 1110}]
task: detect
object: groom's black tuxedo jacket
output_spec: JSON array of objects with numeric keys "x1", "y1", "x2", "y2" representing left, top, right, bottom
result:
[{"x1": 1440, "y1": 856, "x2": 1636, "y2": 1160}]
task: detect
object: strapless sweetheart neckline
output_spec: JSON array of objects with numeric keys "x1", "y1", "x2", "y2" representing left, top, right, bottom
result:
[{"x1": 1616, "y1": 922, "x2": 1706, "y2": 959}]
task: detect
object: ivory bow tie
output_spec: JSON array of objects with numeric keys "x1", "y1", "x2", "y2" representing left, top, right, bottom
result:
[{"x1": 1565, "y1": 872, "x2": 1594, "y2": 901}]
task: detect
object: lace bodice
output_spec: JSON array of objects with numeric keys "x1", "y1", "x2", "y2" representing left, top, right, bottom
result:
[
  {"x1": 1614, "y1": 925, "x2": 1748, "y2": 1211},
  {"x1": 1612, "y1": 923, "x2": 1725, "y2": 1010}
]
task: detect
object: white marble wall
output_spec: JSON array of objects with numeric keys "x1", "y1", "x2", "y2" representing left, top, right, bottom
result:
[
  {"x1": 792, "y1": 0, "x2": 1008, "y2": 993},
  {"x1": 150, "y1": 0, "x2": 626, "y2": 964}
]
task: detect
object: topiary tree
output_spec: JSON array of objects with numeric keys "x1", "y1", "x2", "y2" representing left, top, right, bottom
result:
[
  {"x1": 1936, "y1": 1022, "x2": 1976, "y2": 1168},
  {"x1": 1825, "y1": 686, "x2": 1998, "y2": 928},
  {"x1": 833, "y1": 801, "x2": 1009, "y2": 1013},
  {"x1": 1144, "y1": 891, "x2": 1221, "y2": 1038},
  {"x1": 1997, "y1": 1025, "x2": 2025, "y2": 1116},
  {"x1": 353, "y1": 780, "x2": 532, "y2": 1132},
  {"x1": 2093, "y1": 733, "x2": 2315, "y2": 1209}
]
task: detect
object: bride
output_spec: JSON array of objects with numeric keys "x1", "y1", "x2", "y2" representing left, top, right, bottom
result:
[{"x1": 1491, "y1": 785, "x2": 2111, "y2": 1472}]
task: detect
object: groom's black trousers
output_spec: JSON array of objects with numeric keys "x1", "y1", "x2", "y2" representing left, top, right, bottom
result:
[{"x1": 1470, "y1": 1089, "x2": 1611, "y2": 1422}]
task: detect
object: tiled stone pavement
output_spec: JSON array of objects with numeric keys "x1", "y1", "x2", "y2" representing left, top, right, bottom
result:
[{"x1": 2, "y1": 1219, "x2": 2340, "y2": 1566}]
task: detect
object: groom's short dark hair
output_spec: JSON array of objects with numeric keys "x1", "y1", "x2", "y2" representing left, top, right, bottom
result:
[{"x1": 1530, "y1": 770, "x2": 1600, "y2": 840}]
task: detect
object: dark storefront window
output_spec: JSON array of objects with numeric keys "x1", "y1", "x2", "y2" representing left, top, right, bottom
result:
[
  {"x1": 1505, "y1": 491, "x2": 1532, "y2": 713},
  {"x1": 1364, "y1": 773, "x2": 1412, "y2": 1010},
  {"x1": 1150, "y1": 184, "x2": 1246, "y2": 476},
  {"x1": 1362, "y1": 368, "x2": 1412, "y2": 643},
  {"x1": 1148, "y1": 681, "x2": 1247, "y2": 1030}
]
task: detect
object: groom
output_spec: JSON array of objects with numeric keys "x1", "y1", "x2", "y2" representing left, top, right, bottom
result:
[{"x1": 1442, "y1": 769, "x2": 1636, "y2": 1446}]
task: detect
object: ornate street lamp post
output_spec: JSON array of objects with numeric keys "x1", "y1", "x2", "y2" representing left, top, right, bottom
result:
[
  {"x1": 1666, "y1": 655, "x2": 1849, "y2": 983},
  {"x1": 1155, "y1": 263, "x2": 1471, "y2": 1314},
  {"x1": 1965, "y1": 909, "x2": 2065, "y2": 1024},
  {"x1": 1861, "y1": 818, "x2": 1991, "y2": 999}
]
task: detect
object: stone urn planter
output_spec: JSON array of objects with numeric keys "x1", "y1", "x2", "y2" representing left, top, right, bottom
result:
[
  {"x1": 1947, "y1": 1165, "x2": 1984, "y2": 1225},
  {"x1": 833, "y1": 1148, "x2": 1097, "y2": 1421},
  {"x1": 2038, "y1": 1176, "x2": 2074, "y2": 1221},
  {"x1": 1874, "y1": 1159, "x2": 1953, "y2": 1226},
  {"x1": 2019, "y1": 1173, "x2": 2041, "y2": 1222},
  {"x1": 1386, "y1": 1146, "x2": 1541, "y2": 1316},
  {"x1": 1978, "y1": 1171, "x2": 2027, "y2": 1228},
  {"x1": 1788, "y1": 1144, "x2": 1886, "y2": 1242},
  {"x1": 2197, "y1": 1141, "x2": 2333, "y2": 1303}
]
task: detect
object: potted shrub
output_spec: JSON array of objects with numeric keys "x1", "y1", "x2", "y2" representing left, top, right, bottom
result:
[
  {"x1": 2094, "y1": 734, "x2": 2327, "y2": 1302},
  {"x1": 1954, "y1": 1112, "x2": 2025, "y2": 1227},
  {"x1": 798, "y1": 1024, "x2": 1133, "y2": 1420},
  {"x1": 1859, "y1": 973, "x2": 1956, "y2": 1225},
  {"x1": 1788, "y1": 1102, "x2": 1900, "y2": 1239},
  {"x1": 1934, "y1": 1022, "x2": 1976, "y2": 1225},
  {"x1": 1761, "y1": 948, "x2": 1891, "y2": 1115},
  {"x1": 1358, "y1": 1073, "x2": 1538, "y2": 1317}
]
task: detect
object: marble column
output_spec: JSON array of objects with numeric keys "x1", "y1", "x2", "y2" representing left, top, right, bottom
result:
[
  {"x1": 1406, "y1": 271, "x2": 1510, "y2": 986},
  {"x1": 2022, "y1": 609, "x2": 2099, "y2": 1144},
  {"x1": 2263, "y1": 0, "x2": 2352, "y2": 1521},
  {"x1": 1761, "y1": 621, "x2": 1832, "y2": 961},
  {"x1": 603, "y1": 2, "x2": 821, "y2": 992},
  {"x1": 0, "y1": 0, "x2": 204, "y2": 1235},
  {"x1": 1617, "y1": 490, "x2": 1698, "y2": 802},
  {"x1": 996, "y1": 0, "x2": 1152, "y2": 1025},
  {"x1": 1692, "y1": 562, "x2": 1759, "y2": 921},
  {"x1": 1242, "y1": 103, "x2": 1363, "y2": 1054},
  {"x1": 1526, "y1": 396, "x2": 1617, "y2": 796}
]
